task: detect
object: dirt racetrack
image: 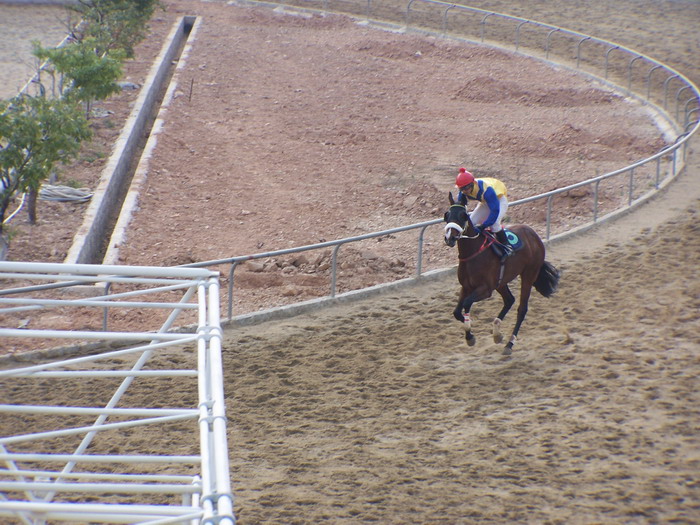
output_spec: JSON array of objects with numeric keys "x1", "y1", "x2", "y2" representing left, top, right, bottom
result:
[
  {"x1": 225, "y1": 208, "x2": 700, "y2": 524},
  {"x1": 1, "y1": 0, "x2": 700, "y2": 523}
]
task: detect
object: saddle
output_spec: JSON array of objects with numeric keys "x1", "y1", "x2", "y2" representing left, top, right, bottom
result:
[{"x1": 484, "y1": 228, "x2": 522, "y2": 258}]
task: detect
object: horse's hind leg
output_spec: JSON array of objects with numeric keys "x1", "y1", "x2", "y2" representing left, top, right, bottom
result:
[
  {"x1": 503, "y1": 281, "x2": 534, "y2": 356},
  {"x1": 493, "y1": 284, "x2": 515, "y2": 344}
]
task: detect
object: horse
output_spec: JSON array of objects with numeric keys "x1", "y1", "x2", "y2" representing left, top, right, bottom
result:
[{"x1": 443, "y1": 192, "x2": 560, "y2": 355}]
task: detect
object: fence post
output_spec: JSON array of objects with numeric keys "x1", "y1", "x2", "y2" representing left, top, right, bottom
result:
[
  {"x1": 576, "y1": 36, "x2": 591, "y2": 69},
  {"x1": 103, "y1": 282, "x2": 112, "y2": 331},
  {"x1": 646, "y1": 64, "x2": 663, "y2": 100},
  {"x1": 416, "y1": 225, "x2": 430, "y2": 276},
  {"x1": 442, "y1": 4, "x2": 456, "y2": 34},
  {"x1": 331, "y1": 245, "x2": 342, "y2": 297},
  {"x1": 479, "y1": 13, "x2": 493, "y2": 43},
  {"x1": 515, "y1": 21, "x2": 529, "y2": 51},
  {"x1": 627, "y1": 55, "x2": 643, "y2": 93},
  {"x1": 628, "y1": 168, "x2": 635, "y2": 205},
  {"x1": 603, "y1": 45, "x2": 618, "y2": 80},
  {"x1": 545, "y1": 29, "x2": 560, "y2": 60},
  {"x1": 593, "y1": 178, "x2": 600, "y2": 222},
  {"x1": 227, "y1": 261, "x2": 240, "y2": 321}
]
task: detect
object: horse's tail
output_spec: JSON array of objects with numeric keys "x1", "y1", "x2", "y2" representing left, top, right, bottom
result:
[{"x1": 534, "y1": 260, "x2": 560, "y2": 298}]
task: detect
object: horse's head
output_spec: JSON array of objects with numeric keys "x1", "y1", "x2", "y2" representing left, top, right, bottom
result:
[{"x1": 443, "y1": 192, "x2": 469, "y2": 247}]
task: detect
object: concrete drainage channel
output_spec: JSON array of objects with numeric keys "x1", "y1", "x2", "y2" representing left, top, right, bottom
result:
[{"x1": 65, "y1": 15, "x2": 199, "y2": 266}]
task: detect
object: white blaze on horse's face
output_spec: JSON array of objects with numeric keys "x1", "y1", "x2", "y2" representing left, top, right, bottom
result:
[{"x1": 444, "y1": 222, "x2": 464, "y2": 246}]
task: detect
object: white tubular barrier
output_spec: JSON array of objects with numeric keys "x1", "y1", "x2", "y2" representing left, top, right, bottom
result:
[
  {"x1": 197, "y1": 277, "x2": 235, "y2": 524},
  {"x1": 0, "y1": 262, "x2": 236, "y2": 524}
]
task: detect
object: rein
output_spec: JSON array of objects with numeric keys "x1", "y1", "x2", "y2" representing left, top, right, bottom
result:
[
  {"x1": 459, "y1": 231, "x2": 506, "y2": 287},
  {"x1": 446, "y1": 202, "x2": 506, "y2": 285},
  {"x1": 458, "y1": 236, "x2": 496, "y2": 262}
]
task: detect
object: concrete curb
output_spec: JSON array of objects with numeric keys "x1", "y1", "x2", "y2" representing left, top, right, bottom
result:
[
  {"x1": 223, "y1": 266, "x2": 456, "y2": 328},
  {"x1": 104, "y1": 16, "x2": 201, "y2": 266},
  {"x1": 65, "y1": 16, "x2": 196, "y2": 265}
]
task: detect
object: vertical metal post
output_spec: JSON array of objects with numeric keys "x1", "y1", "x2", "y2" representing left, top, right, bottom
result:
[
  {"x1": 663, "y1": 74, "x2": 679, "y2": 110},
  {"x1": 204, "y1": 276, "x2": 235, "y2": 524},
  {"x1": 190, "y1": 476, "x2": 202, "y2": 525},
  {"x1": 515, "y1": 21, "x2": 528, "y2": 51},
  {"x1": 688, "y1": 108, "x2": 699, "y2": 131},
  {"x1": 102, "y1": 282, "x2": 112, "y2": 332},
  {"x1": 576, "y1": 36, "x2": 590, "y2": 69},
  {"x1": 646, "y1": 64, "x2": 663, "y2": 100},
  {"x1": 330, "y1": 245, "x2": 341, "y2": 297},
  {"x1": 627, "y1": 55, "x2": 643, "y2": 93},
  {"x1": 683, "y1": 99, "x2": 697, "y2": 129},
  {"x1": 593, "y1": 178, "x2": 600, "y2": 222},
  {"x1": 406, "y1": 0, "x2": 416, "y2": 26},
  {"x1": 442, "y1": 4, "x2": 455, "y2": 35},
  {"x1": 628, "y1": 168, "x2": 635, "y2": 205},
  {"x1": 672, "y1": 147, "x2": 678, "y2": 176},
  {"x1": 480, "y1": 14, "x2": 493, "y2": 43},
  {"x1": 675, "y1": 85, "x2": 691, "y2": 122},
  {"x1": 604, "y1": 46, "x2": 618, "y2": 80},
  {"x1": 545, "y1": 29, "x2": 560, "y2": 60},
  {"x1": 226, "y1": 261, "x2": 239, "y2": 321},
  {"x1": 196, "y1": 288, "x2": 213, "y2": 524},
  {"x1": 416, "y1": 226, "x2": 428, "y2": 276},
  {"x1": 655, "y1": 157, "x2": 662, "y2": 188}
]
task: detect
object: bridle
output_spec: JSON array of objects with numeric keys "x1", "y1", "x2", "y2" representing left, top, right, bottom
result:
[{"x1": 444, "y1": 204, "x2": 480, "y2": 242}]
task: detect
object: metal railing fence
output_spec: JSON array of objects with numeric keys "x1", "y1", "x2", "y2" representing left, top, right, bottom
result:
[
  {"x1": 0, "y1": 262, "x2": 235, "y2": 524},
  {"x1": 176, "y1": 0, "x2": 698, "y2": 320}
]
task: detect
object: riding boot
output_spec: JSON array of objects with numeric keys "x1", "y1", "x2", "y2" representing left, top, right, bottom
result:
[{"x1": 495, "y1": 230, "x2": 513, "y2": 260}]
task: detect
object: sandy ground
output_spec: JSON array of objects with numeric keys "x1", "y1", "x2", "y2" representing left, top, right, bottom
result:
[
  {"x1": 0, "y1": 0, "x2": 699, "y2": 523},
  {"x1": 224, "y1": 204, "x2": 700, "y2": 524}
]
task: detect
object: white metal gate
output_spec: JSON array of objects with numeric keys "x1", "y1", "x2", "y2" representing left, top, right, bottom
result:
[{"x1": 0, "y1": 261, "x2": 235, "y2": 524}]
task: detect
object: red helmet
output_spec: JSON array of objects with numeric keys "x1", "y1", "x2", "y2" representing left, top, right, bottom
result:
[{"x1": 455, "y1": 167, "x2": 475, "y2": 188}]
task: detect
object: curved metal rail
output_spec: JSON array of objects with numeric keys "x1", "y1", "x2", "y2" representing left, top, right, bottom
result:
[{"x1": 183, "y1": 0, "x2": 699, "y2": 320}]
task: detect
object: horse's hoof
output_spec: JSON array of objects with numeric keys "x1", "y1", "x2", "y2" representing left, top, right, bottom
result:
[
  {"x1": 466, "y1": 332, "x2": 476, "y2": 347},
  {"x1": 492, "y1": 318, "x2": 503, "y2": 343},
  {"x1": 502, "y1": 345, "x2": 512, "y2": 356}
]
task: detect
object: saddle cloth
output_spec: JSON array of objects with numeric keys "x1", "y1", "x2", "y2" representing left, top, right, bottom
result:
[{"x1": 487, "y1": 228, "x2": 522, "y2": 256}]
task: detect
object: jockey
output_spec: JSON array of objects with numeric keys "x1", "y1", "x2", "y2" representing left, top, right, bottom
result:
[{"x1": 455, "y1": 167, "x2": 513, "y2": 259}]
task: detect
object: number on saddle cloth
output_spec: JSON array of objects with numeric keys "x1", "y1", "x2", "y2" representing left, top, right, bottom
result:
[
  {"x1": 504, "y1": 229, "x2": 522, "y2": 250},
  {"x1": 487, "y1": 228, "x2": 522, "y2": 257}
]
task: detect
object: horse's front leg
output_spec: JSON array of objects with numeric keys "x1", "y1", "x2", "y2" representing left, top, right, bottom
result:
[{"x1": 453, "y1": 289, "x2": 480, "y2": 347}]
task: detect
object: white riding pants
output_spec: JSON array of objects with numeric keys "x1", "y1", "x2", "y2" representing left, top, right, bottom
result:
[{"x1": 471, "y1": 196, "x2": 509, "y2": 232}]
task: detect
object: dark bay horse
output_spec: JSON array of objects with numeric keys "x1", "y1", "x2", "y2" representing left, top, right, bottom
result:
[{"x1": 443, "y1": 193, "x2": 560, "y2": 355}]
